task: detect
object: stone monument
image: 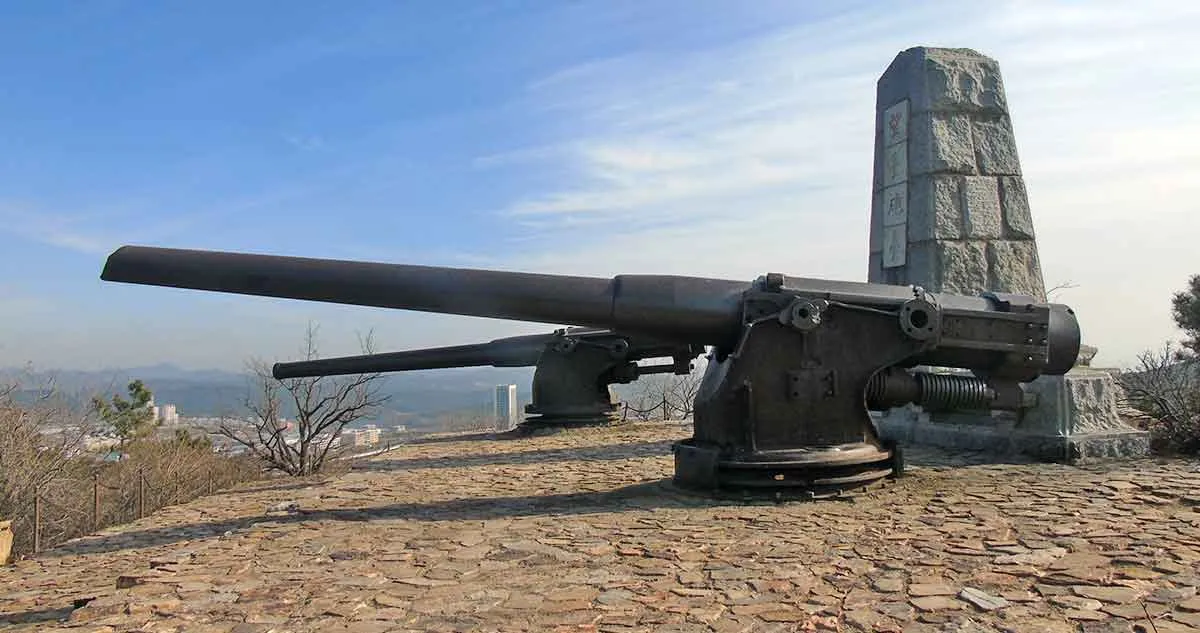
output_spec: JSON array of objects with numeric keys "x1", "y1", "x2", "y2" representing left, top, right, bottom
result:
[{"x1": 867, "y1": 47, "x2": 1148, "y2": 462}]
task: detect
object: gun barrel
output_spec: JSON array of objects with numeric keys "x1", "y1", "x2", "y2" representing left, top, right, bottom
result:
[
  {"x1": 101, "y1": 245, "x2": 751, "y2": 344},
  {"x1": 101, "y1": 245, "x2": 1079, "y2": 374},
  {"x1": 272, "y1": 333, "x2": 555, "y2": 379}
]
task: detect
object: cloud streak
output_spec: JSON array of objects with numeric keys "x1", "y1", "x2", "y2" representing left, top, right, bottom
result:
[{"x1": 0, "y1": 206, "x2": 123, "y2": 255}]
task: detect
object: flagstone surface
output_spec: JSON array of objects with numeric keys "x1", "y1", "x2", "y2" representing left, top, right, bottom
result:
[{"x1": 3, "y1": 422, "x2": 1199, "y2": 632}]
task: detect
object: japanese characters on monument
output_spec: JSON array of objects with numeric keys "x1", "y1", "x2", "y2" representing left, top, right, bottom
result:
[{"x1": 881, "y1": 99, "x2": 909, "y2": 269}]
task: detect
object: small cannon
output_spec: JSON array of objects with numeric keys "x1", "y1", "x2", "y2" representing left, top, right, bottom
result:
[
  {"x1": 101, "y1": 246, "x2": 1080, "y2": 498},
  {"x1": 271, "y1": 327, "x2": 704, "y2": 427}
]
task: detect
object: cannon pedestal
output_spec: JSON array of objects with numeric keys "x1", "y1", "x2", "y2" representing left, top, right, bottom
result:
[
  {"x1": 672, "y1": 439, "x2": 901, "y2": 500},
  {"x1": 517, "y1": 335, "x2": 632, "y2": 429},
  {"x1": 671, "y1": 288, "x2": 934, "y2": 500},
  {"x1": 522, "y1": 409, "x2": 621, "y2": 429}
]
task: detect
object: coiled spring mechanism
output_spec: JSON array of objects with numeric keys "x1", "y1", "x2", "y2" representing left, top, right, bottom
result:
[{"x1": 866, "y1": 369, "x2": 997, "y2": 411}]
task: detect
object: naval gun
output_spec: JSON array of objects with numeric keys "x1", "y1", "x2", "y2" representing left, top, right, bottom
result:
[
  {"x1": 271, "y1": 327, "x2": 704, "y2": 427},
  {"x1": 100, "y1": 246, "x2": 1081, "y2": 498}
]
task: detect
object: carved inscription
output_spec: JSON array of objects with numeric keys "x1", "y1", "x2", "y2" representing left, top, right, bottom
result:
[{"x1": 881, "y1": 99, "x2": 909, "y2": 268}]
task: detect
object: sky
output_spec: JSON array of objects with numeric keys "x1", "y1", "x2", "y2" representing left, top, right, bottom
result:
[{"x1": 1, "y1": 0, "x2": 1198, "y2": 372}]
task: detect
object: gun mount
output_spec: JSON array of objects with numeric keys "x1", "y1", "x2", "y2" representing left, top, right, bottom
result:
[
  {"x1": 101, "y1": 246, "x2": 1081, "y2": 499},
  {"x1": 272, "y1": 328, "x2": 704, "y2": 428}
]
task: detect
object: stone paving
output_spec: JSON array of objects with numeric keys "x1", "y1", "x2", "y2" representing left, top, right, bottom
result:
[{"x1": 2, "y1": 421, "x2": 1200, "y2": 632}]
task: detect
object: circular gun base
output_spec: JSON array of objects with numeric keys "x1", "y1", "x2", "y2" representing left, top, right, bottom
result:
[
  {"x1": 518, "y1": 412, "x2": 622, "y2": 430},
  {"x1": 671, "y1": 438, "x2": 899, "y2": 501}
]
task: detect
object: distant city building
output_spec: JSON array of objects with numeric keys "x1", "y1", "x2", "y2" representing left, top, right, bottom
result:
[
  {"x1": 158, "y1": 404, "x2": 179, "y2": 425},
  {"x1": 349, "y1": 427, "x2": 381, "y2": 448},
  {"x1": 494, "y1": 384, "x2": 519, "y2": 431},
  {"x1": 146, "y1": 398, "x2": 180, "y2": 426}
]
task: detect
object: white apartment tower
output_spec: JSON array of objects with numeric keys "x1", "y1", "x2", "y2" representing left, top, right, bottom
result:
[
  {"x1": 493, "y1": 384, "x2": 519, "y2": 431},
  {"x1": 159, "y1": 404, "x2": 179, "y2": 425}
]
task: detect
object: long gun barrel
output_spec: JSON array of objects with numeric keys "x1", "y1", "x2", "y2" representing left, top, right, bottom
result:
[
  {"x1": 271, "y1": 327, "x2": 704, "y2": 428},
  {"x1": 100, "y1": 246, "x2": 743, "y2": 345},
  {"x1": 100, "y1": 245, "x2": 1079, "y2": 376},
  {"x1": 271, "y1": 333, "x2": 555, "y2": 379},
  {"x1": 271, "y1": 327, "x2": 690, "y2": 379}
]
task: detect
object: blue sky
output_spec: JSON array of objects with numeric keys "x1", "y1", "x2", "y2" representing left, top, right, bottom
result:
[{"x1": 2, "y1": 0, "x2": 1198, "y2": 371}]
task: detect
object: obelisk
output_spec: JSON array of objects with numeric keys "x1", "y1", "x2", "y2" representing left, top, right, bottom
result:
[{"x1": 867, "y1": 47, "x2": 1147, "y2": 462}]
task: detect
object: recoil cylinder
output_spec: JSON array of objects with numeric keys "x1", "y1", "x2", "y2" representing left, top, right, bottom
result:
[{"x1": 866, "y1": 370, "x2": 1001, "y2": 412}]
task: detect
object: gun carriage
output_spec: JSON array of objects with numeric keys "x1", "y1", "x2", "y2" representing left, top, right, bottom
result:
[{"x1": 101, "y1": 246, "x2": 1080, "y2": 498}]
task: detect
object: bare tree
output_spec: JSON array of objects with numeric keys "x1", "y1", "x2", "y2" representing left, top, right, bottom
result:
[
  {"x1": 218, "y1": 323, "x2": 391, "y2": 476},
  {"x1": 1046, "y1": 280, "x2": 1079, "y2": 302},
  {"x1": 623, "y1": 357, "x2": 707, "y2": 422},
  {"x1": 1117, "y1": 343, "x2": 1200, "y2": 454}
]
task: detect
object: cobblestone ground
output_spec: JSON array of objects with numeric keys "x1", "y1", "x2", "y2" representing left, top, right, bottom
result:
[{"x1": 3, "y1": 422, "x2": 1200, "y2": 633}]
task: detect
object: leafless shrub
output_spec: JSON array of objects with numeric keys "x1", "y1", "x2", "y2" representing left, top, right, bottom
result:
[
  {"x1": 0, "y1": 371, "x2": 264, "y2": 561},
  {"x1": 1117, "y1": 343, "x2": 1200, "y2": 454},
  {"x1": 622, "y1": 358, "x2": 706, "y2": 422},
  {"x1": 0, "y1": 372, "x2": 97, "y2": 558},
  {"x1": 218, "y1": 323, "x2": 390, "y2": 476}
]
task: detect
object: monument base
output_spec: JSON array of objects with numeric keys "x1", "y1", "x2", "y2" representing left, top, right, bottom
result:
[{"x1": 875, "y1": 367, "x2": 1150, "y2": 464}]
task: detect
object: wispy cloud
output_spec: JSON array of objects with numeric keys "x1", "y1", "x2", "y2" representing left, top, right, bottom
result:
[
  {"x1": 480, "y1": 0, "x2": 1200, "y2": 366},
  {"x1": 486, "y1": 5, "x2": 958, "y2": 237},
  {"x1": 281, "y1": 133, "x2": 327, "y2": 151},
  {"x1": 0, "y1": 206, "x2": 123, "y2": 255},
  {"x1": 0, "y1": 174, "x2": 346, "y2": 256},
  {"x1": 0, "y1": 285, "x2": 53, "y2": 315}
]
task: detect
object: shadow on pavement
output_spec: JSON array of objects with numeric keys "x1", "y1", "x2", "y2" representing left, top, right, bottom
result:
[
  {"x1": 0, "y1": 604, "x2": 75, "y2": 626},
  {"x1": 32, "y1": 478, "x2": 705, "y2": 558},
  {"x1": 400, "y1": 431, "x2": 502, "y2": 445},
  {"x1": 226, "y1": 479, "x2": 328, "y2": 495},
  {"x1": 353, "y1": 439, "x2": 675, "y2": 472},
  {"x1": 20, "y1": 438, "x2": 1072, "y2": 560}
]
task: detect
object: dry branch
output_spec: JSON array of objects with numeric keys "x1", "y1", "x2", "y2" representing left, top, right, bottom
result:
[{"x1": 218, "y1": 323, "x2": 391, "y2": 476}]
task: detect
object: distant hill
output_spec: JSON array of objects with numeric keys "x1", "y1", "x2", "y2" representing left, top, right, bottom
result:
[{"x1": 1, "y1": 363, "x2": 535, "y2": 427}]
